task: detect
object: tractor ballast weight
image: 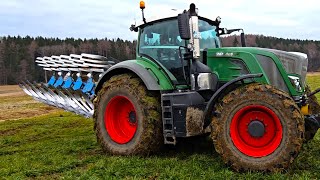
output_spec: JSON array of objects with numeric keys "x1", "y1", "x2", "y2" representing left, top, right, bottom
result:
[{"x1": 20, "y1": 2, "x2": 320, "y2": 172}]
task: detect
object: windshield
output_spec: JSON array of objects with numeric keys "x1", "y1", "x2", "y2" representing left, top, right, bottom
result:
[
  {"x1": 138, "y1": 18, "x2": 220, "y2": 84},
  {"x1": 198, "y1": 19, "x2": 221, "y2": 49}
]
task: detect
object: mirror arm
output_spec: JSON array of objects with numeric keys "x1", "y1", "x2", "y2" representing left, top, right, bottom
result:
[{"x1": 218, "y1": 28, "x2": 247, "y2": 47}]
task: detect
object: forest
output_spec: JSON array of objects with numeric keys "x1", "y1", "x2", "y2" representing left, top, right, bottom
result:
[{"x1": 0, "y1": 35, "x2": 319, "y2": 85}]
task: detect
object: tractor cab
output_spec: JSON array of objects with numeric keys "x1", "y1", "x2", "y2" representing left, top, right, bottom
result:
[
  {"x1": 131, "y1": 3, "x2": 245, "y2": 91},
  {"x1": 136, "y1": 17, "x2": 221, "y2": 84}
]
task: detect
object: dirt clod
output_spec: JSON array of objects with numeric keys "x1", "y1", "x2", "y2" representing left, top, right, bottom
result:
[{"x1": 186, "y1": 107, "x2": 204, "y2": 136}]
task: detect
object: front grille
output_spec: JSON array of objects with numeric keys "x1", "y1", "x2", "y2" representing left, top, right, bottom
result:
[{"x1": 264, "y1": 49, "x2": 308, "y2": 85}]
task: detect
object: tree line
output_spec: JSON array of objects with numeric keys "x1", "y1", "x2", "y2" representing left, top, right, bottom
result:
[
  {"x1": 0, "y1": 35, "x2": 319, "y2": 85},
  {"x1": 0, "y1": 36, "x2": 136, "y2": 85}
]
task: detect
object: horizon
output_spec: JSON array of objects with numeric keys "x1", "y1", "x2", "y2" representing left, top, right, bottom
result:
[{"x1": 1, "y1": 34, "x2": 320, "y2": 42}]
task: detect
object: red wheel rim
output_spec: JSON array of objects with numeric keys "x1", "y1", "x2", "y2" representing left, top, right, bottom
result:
[
  {"x1": 230, "y1": 105, "x2": 283, "y2": 157},
  {"x1": 104, "y1": 96, "x2": 137, "y2": 144}
]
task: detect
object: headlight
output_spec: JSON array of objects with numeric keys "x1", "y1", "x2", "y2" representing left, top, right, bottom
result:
[
  {"x1": 191, "y1": 73, "x2": 217, "y2": 91},
  {"x1": 288, "y1": 75, "x2": 302, "y2": 92}
]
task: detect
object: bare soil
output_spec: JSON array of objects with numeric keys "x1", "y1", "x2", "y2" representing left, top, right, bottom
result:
[
  {"x1": 0, "y1": 85, "x2": 25, "y2": 97},
  {"x1": 307, "y1": 72, "x2": 320, "y2": 76},
  {"x1": 0, "y1": 85, "x2": 60, "y2": 121}
]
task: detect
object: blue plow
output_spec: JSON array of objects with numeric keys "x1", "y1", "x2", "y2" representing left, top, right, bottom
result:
[{"x1": 19, "y1": 53, "x2": 116, "y2": 118}]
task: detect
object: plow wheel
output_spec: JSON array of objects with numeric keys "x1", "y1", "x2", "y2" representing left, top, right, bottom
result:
[
  {"x1": 94, "y1": 74, "x2": 162, "y2": 155},
  {"x1": 211, "y1": 83, "x2": 304, "y2": 172},
  {"x1": 305, "y1": 85, "x2": 320, "y2": 141}
]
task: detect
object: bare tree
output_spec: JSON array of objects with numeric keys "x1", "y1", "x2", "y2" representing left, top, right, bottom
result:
[
  {"x1": 0, "y1": 42, "x2": 6, "y2": 85},
  {"x1": 97, "y1": 40, "x2": 109, "y2": 57},
  {"x1": 79, "y1": 41, "x2": 94, "y2": 54},
  {"x1": 18, "y1": 59, "x2": 29, "y2": 82}
]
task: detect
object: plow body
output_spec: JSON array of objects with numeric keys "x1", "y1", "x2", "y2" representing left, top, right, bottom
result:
[{"x1": 20, "y1": 53, "x2": 116, "y2": 118}]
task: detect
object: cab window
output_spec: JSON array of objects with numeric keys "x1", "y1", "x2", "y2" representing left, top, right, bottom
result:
[{"x1": 139, "y1": 19, "x2": 186, "y2": 84}]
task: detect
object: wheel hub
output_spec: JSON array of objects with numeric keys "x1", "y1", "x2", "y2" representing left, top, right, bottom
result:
[
  {"x1": 248, "y1": 120, "x2": 265, "y2": 138},
  {"x1": 230, "y1": 105, "x2": 283, "y2": 157}
]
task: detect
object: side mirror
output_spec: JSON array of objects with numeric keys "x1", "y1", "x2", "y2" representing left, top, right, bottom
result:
[{"x1": 177, "y1": 13, "x2": 191, "y2": 40}]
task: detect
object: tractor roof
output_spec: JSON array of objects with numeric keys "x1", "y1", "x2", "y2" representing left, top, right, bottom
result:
[
  {"x1": 135, "y1": 14, "x2": 176, "y2": 28},
  {"x1": 135, "y1": 15, "x2": 219, "y2": 29}
]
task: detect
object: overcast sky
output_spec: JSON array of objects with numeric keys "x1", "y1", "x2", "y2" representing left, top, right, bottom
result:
[{"x1": 0, "y1": 0, "x2": 319, "y2": 41}]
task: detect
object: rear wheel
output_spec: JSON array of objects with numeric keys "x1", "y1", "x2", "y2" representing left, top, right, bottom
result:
[
  {"x1": 211, "y1": 83, "x2": 304, "y2": 172},
  {"x1": 105, "y1": 96, "x2": 137, "y2": 144},
  {"x1": 305, "y1": 85, "x2": 320, "y2": 141},
  {"x1": 94, "y1": 74, "x2": 163, "y2": 155}
]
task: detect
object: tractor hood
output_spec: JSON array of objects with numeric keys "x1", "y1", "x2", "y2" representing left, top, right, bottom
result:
[
  {"x1": 210, "y1": 47, "x2": 308, "y2": 84},
  {"x1": 259, "y1": 48, "x2": 308, "y2": 83}
]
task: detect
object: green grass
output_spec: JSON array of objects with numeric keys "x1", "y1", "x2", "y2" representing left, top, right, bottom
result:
[
  {"x1": 0, "y1": 77, "x2": 320, "y2": 179},
  {"x1": 307, "y1": 75, "x2": 320, "y2": 100}
]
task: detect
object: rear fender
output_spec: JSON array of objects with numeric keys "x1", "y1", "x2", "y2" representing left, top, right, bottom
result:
[{"x1": 95, "y1": 60, "x2": 173, "y2": 94}]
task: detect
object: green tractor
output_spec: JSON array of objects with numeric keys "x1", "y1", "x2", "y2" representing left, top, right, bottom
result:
[{"x1": 20, "y1": 2, "x2": 320, "y2": 171}]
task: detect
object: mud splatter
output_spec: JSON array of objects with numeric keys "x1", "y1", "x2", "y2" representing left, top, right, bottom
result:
[{"x1": 186, "y1": 107, "x2": 204, "y2": 136}]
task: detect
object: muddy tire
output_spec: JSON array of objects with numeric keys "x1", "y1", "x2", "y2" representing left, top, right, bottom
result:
[
  {"x1": 305, "y1": 85, "x2": 320, "y2": 141},
  {"x1": 211, "y1": 83, "x2": 304, "y2": 172},
  {"x1": 93, "y1": 74, "x2": 163, "y2": 155}
]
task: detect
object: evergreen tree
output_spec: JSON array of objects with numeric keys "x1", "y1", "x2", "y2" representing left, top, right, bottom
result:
[{"x1": 0, "y1": 35, "x2": 319, "y2": 85}]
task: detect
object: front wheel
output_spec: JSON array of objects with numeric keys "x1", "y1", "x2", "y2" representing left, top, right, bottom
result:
[
  {"x1": 211, "y1": 84, "x2": 304, "y2": 172},
  {"x1": 93, "y1": 74, "x2": 163, "y2": 155}
]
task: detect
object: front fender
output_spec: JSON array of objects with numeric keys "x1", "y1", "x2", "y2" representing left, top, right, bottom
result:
[{"x1": 203, "y1": 73, "x2": 263, "y2": 127}]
